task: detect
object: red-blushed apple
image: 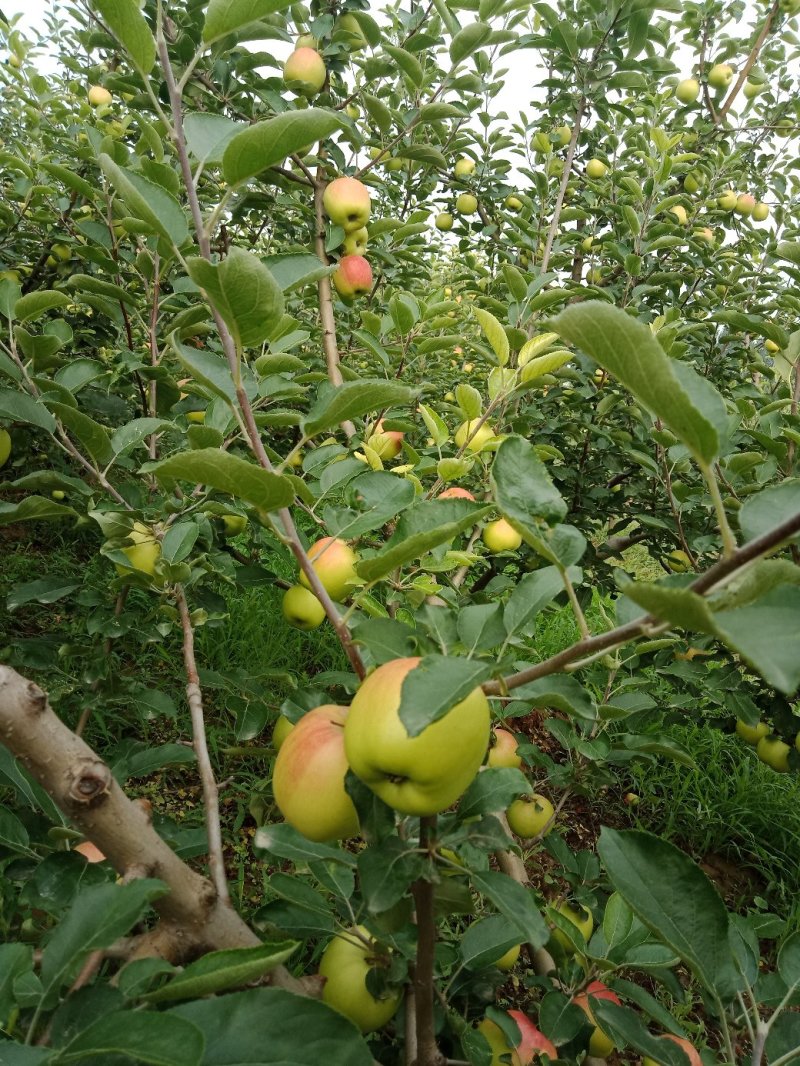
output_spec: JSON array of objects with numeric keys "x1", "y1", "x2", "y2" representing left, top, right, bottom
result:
[
  {"x1": 509, "y1": 1010, "x2": 558, "y2": 1063},
  {"x1": 323, "y1": 176, "x2": 371, "y2": 232},
  {"x1": 507, "y1": 794, "x2": 555, "y2": 838},
  {"x1": 483, "y1": 518, "x2": 523, "y2": 553},
  {"x1": 282, "y1": 584, "x2": 326, "y2": 630},
  {"x1": 283, "y1": 47, "x2": 326, "y2": 96},
  {"x1": 319, "y1": 926, "x2": 402, "y2": 1033},
  {"x1": 298, "y1": 536, "x2": 359, "y2": 601},
  {"x1": 573, "y1": 980, "x2": 621, "y2": 1058},
  {"x1": 643, "y1": 1034, "x2": 702, "y2": 1066},
  {"x1": 367, "y1": 419, "x2": 403, "y2": 459},
  {"x1": 439, "y1": 486, "x2": 475, "y2": 500},
  {"x1": 344, "y1": 656, "x2": 490, "y2": 816},
  {"x1": 272, "y1": 705, "x2": 360, "y2": 841},
  {"x1": 333, "y1": 254, "x2": 373, "y2": 300},
  {"x1": 735, "y1": 193, "x2": 755, "y2": 216},
  {"x1": 487, "y1": 727, "x2": 522, "y2": 768}
]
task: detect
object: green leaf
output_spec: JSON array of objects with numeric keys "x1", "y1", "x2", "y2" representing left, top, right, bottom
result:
[
  {"x1": 397, "y1": 654, "x2": 491, "y2": 737},
  {"x1": 458, "y1": 767, "x2": 530, "y2": 820},
  {"x1": 456, "y1": 382, "x2": 482, "y2": 420},
  {"x1": 490, "y1": 435, "x2": 567, "y2": 539},
  {"x1": 223, "y1": 111, "x2": 345, "y2": 186},
  {"x1": 203, "y1": 0, "x2": 295, "y2": 43},
  {"x1": 778, "y1": 931, "x2": 800, "y2": 988},
  {"x1": 99, "y1": 155, "x2": 189, "y2": 249},
  {"x1": 474, "y1": 308, "x2": 509, "y2": 366},
  {"x1": 419, "y1": 402, "x2": 449, "y2": 446},
  {"x1": 518, "y1": 349, "x2": 574, "y2": 383},
  {"x1": 148, "y1": 450, "x2": 294, "y2": 513},
  {"x1": 0, "y1": 496, "x2": 77, "y2": 526},
  {"x1": 0, "y1": 389, "x2": 56, "y2": 432},
  {"x1": 46, "y1": 401, "x2": 113, "y2": 466},
  {"x1": 383, "y1": 45, "x2": 424, "y2": 87},
  {"x1": 64, "y1": 273, "x2": 137, "y2": 306},
  {"x1": 589, "y1": 1001, "x2": 690, "y2": 1066},
  {"x1": 56, "y1": 1011, "x2": 204, "y2": 1066},
  {"x1": 504, "y1": 566, "x2": 576, "y2": 639},
  {"x1": 90, "y1": 0, "x2": 156, "y2": 72},
  {"x1": 0, "y1": 944, "x2": 32, "y2": 1023},
  {"x1": 323, "y1": 471, "x2": 415, "y2": 540},
  {"x1": 187, "y1": 248, "x2": 284, "y2": 350},
  {"x1": 160, "y1": 522, "x2": 199, "y2": 564},
  {"x1": 470, "y1": 869, "x2": 548, "y2": 949},
  {"x1": 362, "y1": 94, "x2": 393, "y2": 135},
  {"x1": 170, "y1": 333, "x2": 258, "y2": 404},
  {"x1": 255, "y1": 823, "x2": 357, "y2": 867},
  {"x1": 172, "y1": 988, "x2": 373, "y2": 1065},
  {"x1": 0, "y1": 808, "x2": 35, "y2": 856},
  {"x1": 511, "y1": 675, "x2": 596, "y2": 722},
  {"x1": 142, "y1": 941, "x2": 298, "y2": 1003},
  {"x1": 357, "y1": 838, "x2": 425, "y2": 914},
  {"x1": 14, "y1": 290, "x2": 70, "y2": 323},
  {"x1": 40, "y1": 162, "x2": 97, "y2": 201},
  {"x1": 739, "y1": 480, "x2": 800, "y2": 543},
  {"x1": 183, "y1": 114, "x2": 244, "y2": 165},
  {"x1": 450, "y1": 21, "x2": 493, "y2": 63},
  {"x1": 597, "y1": 828, "x2": 739, "y2": 1000},
  {"x1": 264, "y1": 252, "x2": 333, "y2": 292},
  {"x1": 554, "y1": 303, "x2": 726, "y2": 463},
  {"x1": 111, "y1": 418, "x2": 175, "y2": 456},
  {"x1": 6, "y1": 576, "x2": 80, "y2": 610},
  {"x1": 0, "y1": 1044, "x2": 50, "y2": 1064},
  {"x1": 303, "y1": 380, "x2": 418, "y2": 437},
  {"x1": 459, "y1": 914, "x2": 523, "y2": 970}
]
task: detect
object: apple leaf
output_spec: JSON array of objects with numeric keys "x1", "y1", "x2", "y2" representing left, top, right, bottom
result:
[
  {"x1": 0, "y1": 389, "x2": 56, "y2": 432},
  {"x1": 99, "y1": 155, "x2": 189, "y2": 250},
  {"x1": 223, "y1": 111, "x2": 345, "y2": 186},
  {"x1": 457, "y1": 767, "x2": 531, "y2": 820},
  {"x1": 397, "y1": 654, "x2": 491, "y2": 737},
  {"x1": 147, "y1": 450, "x2": 294, "y2": 513},
  {"x1": 473, "y1": 307, "x2": 509, "y2": 366},
  {"x1": 507, "y1": 675, "x2": 596, "y2": 722},
  {"x1": 186, "y1": 247, "x2": 284, "y2": 350},
  {"x1": 203, "y1": 0, "x2": 297, "y2": 43},
  {"x1": 459, "y1": 914, "x2": 523, "y2": 970},
  {"x1": 254, "y1": 824, "x2": 357, "y2": 867},
  {"x1": 141, "y1": 941, "x2": 298, "y2": 1003},
  {"x1": 589, "y1": 1001, "x2": 692, "y2": 1066},
  {"x1": 303, "y1": 380, "x2": 419, "y2": 438},
  {"x1": 0, "y1": 496, "x2": 77, "y2": 527},
  {"x1": 490, "y1": 435, "x2": 567, "y2": 538},
  {"x1": 52, "y1": 1011, "x2": 204, "y2": 1066},
  {"x1": 470, "y1": 869, "x2": 549, "y2": 950},
  {"x1": 169, "y1": 333, "x2": 258, "y2": 404},
  {"x1": 504, "y1": 566, "x2": 581, "y2": 639},
  {"x1": 738, "y1": 480, "x2": 800, "y2": 543},
  {"x1": 90, "y1": 0, "x2": 156, "y2": 73}
]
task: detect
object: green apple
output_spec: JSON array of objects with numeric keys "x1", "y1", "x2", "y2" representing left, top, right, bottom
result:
[
  {"x1": 332, "y1": 254, "x2": 373, "y2": 300},
  {"x1": 694, "y1": 226, "x2": 714, "y2": 243},
  {"x1": 343, "y1": 226, "x2": 368, "y2": 255},
  {"x1": 586, "y1": 267, "x2": 604, "y2": 284},
  {"x1": 708, "y1": 63, "x2": 734, "y2": 90},
  {"x1": 581, "y1": 235, "x2": 594, "y2": 252},
  {"x1": 456, "y1": 192, "x2": 478, "y2": 215},
  {"x1": 507, "y1": 794, "x2": 555, "y2": 838},
  {"x1": 743, "y1": 79, "x2": 763, "y2": 99},
  {"x1": 676, "y1": 77, "x2": 700, "y2": 104},
  {"x1": 531, "y1": 131, "x2": 551, "y2": 154},
  {"x1": 668, "y1": 205, "x2": 688, "y2": 224},
  {"x1": 494, "y1": 943, "x2": 521, "y2": 971},
  {"x1": 435, "y1": 212, "x2": 453, "y2": 231},
  {"x1": 88, "y1": 84, "x2": 112, "y2": 107},
  {"x1": 573, "y1": 981, "x2": 621, "y2": 1058},
  {"x1": 272, "y1": 715, "x2": 294, "y2": 750},
  {"x1": 752, "y1": 201, "x2": 770, "y2": 221},
  {"x1": 323, "y1": 176, "x2": 371, "y2": 232},
  {"x1": 345, "y1": 102, "x2": 360, "y2": 119},
  {"x1": 299, "y1": 536, "x2": 359, "y2": 601},
  {"x1": 455, "y1": 419, "x2": 494, "y2": 452},
  {"x1": 221, "y1": 513, "x2": 247, "y2": 537},
  {"x1": 586, "y1": 158, "x2": 608, "y2": 179},
  {"x1": 336, "y1": 13, "x2": 368, "y2": 51},
  {"x1": 766, "y1": 339, "x2": 781, "y2": 354},
  {"x1": 549, "y1": 900, "x2": 593, "y2": 953},
  {"x1": 296, "y1": 33, "x2": 317, "y2": 49},
  {"x1": 0, "y1": 428, "x2": 10, "y2": 469},
  {"x1": 319, "y1": 927, "x2": 401, "y2": 1032},
  {"x1": 186, "y1": 410, "x2": 206, "y2": 424},
  {"x1": 282, "y1": 585, "x2": 326, "y2": 630},
  {"x1": 644, "y1": 1035, "x2": 702, "y2": 1066},
  {"x1": 664, "y1": 549, "x2": 691, "y2": 573},
  {"x1": 487, "y1": 727, "x2": 522, "y2": 769},
  {"x1": 504, "y1": 194, "x2": 523, "y2": 211},
  {"x1": 454, "y1": 157, "x2": 476, "y2": 177},
  {"x1": 555, "y1": 125, "x2": 572, "y2": 145},
  {"x1": 483, "y1": 518, "x2": 522, "y2": 553},
  {"x1": 51, "y1": 490, "x2": 66, "y2": 501},
  {"x1": 116, "y1": 522, "x2": 160, "y2": 576},
  {"x1": 735, "y1": 719, "x2": 769, "y2": 745},
  {"x1": 684, "y1": 172, "x2": 702, "y2": 194},
  {"x1": 273, "y1": 705, "x2": 359, "y2": 841},
  {"x1": 718, "y1": 189, "x2": 738, "y2": 210},
  {"x1": 757, "y1": 735, "x2": 791, "y2": 772},
  {"x1": 344, "y1": 656, "x2": 490, "y2": 815}
]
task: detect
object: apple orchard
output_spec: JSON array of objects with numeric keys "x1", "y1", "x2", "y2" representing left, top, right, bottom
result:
[{"x1": 1, "y1": 0, "x2": 800, "y2": 1064}]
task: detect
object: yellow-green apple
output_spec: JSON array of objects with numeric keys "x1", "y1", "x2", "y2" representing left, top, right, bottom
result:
[
  {"x1": 669, "y1": 205, "x2": 688, "y2": 224},
  {"x1": 367, "y1": 419, "x2": 403, "y2": 459},
  {"x1": 531, "y1": 131, "x2": 551, "y2": 154},
  {"x1": 344, "y1": 656, "x2": 490, "y2": 815},
  {"x1": 282, "y1": 584, "x2": 326, "y2": 630},
  {"x1": 753, "y1": 201, "x2": 769, "y2": 221},
  {"x1": 0, "y1": 428, "x2": 10, "y2": 469},
  {"x1": 51, "y1": 490, "x2": 66, "y2": 501},
  {"x1": 299, "y1": 536, "x2": 359, "y2": 601},
  {"x1": 573, "y1": 981, "x2": 621, "y2": 1058},
  {"x1": 333, "y1": 254, "x2": 373, "y2": 300},
  {"x1": 765, "y1": 339, "x2": 781, "y2": 354},
  {"x1": 323, "y1": 176, "x2": 371, "y2": 232},
  {"x1": 116, "y1": 522, "x2": 160, "y2": 576},
  {"x1": 694, "y1": 226, "x2": 714, "y2": 243},
  {"x1": 272, "y1": 704, "x2": 359, "y2": 841},
  {"x1": 581, "y1": 236, "x2": 595, "y2": 252},
  {"x1": 283, "y1": 47, "x2": 326, "y2": 96},
  {"x1": 735, "y1": 193, "x2": 755, "y2": 216},
  {"x1": 385, "y1": 155, "x2": 405, "y2": 171},
  {"x1": 483, "y1": 518, "x2": 522, "y2": 553},
  {"x1": 343, "y1": 226, "x2": 368, "y2": 255},
  {"x1": 88, "y1": 84, "x2": 112, "y2": 107},
  {"x1": 487, "y1": 728, "x2": 522, "y2": 769},
  {"x1": 718, "y1": 189, "x2": 737, "y2": 210},
  {"x1": 757, "y1": 735, "x2": 791, "y2": 772},
  {"x1": 735, "y1": 719, "x2": 769, "y2": 745},
  {"x1": 586, "y1": 158, "x2": 608, "y2": 179},
  {"x1": 743, "y1": 79, "x2": 762, "y2": 99},
  {"x1": 494, "y1": 943, "x2": 521, "y2": 971},
  {"x1": 676, "y1": 78, "x2": 700, "y2": 104},
  {"x1": 456, "y1": 192, "x2": 478, "y2": 215},
  {"x1": 296, "y1": 33, "x2": 317, "y2": 49},
  {"x1": 586, "y1": 267, "x2": 604, "y2": 284},
  {"x1": 708, "y1": 63, "x2": 734, "y2": 90},
  {"x1": 336, "y1": 13, "x2": 368, "y2": 50},
  {"x1": 454, "y1": 157, "x2": 476, "y2": 177},
  {"x1": 221, "y1": 513, "x2": 247, "y2": 537},
  {"x1": 664, "y1": 549, "x2": 691, "y2": 572},
  {"x1": 319, "y1": 927, "x2": 401, "y2": 1032},
  {"x1": 477, "y1": 1017, "x2": 523, "y2": 1066},
  {"x1": 505, "y1": 194, "x2": 523, "y2": 211},
  {"x1": 436, "y1": 212, "x2": 453, "y2": 231},
  {"x1": 186, "y1": 410, "x2": 206, "y2": 424},
  {"x1": 684, "y1": 173, "x2": 701, "y2": 194},
  {"x1": 555, "y1": 125, "x2": 571, "y2": 145},
  {"x1": 272, "y1": 715, "x2": 294, "y2": 750},
  {"x1": 643, "y1": 1035, "x2": 702, "y2": 1066},
  {"x1": 507, "y1": 794, "x2": 555, "y2": 838},
  {"x1": 549, "y1": 900, "x2": 593, "y2": 953},
  {"x1": 439, "y1": 486, "x2": 475, "y2": 500},
  {"x1": 345, "y1": 102, "x2": 360, "y2": 119},
  {"x1": 455, "y1": 419, "x2": 494, "y2": 452}
]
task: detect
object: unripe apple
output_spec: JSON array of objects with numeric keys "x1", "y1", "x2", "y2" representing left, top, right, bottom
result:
[
  {"x1": 664, "y1": 549, "x2": 691, "y2": 573},
  {"x1": 507, "y1": 794, "x2": 555, "y2": 838},
  {"x1": 669, "y1": 205, "x2": 688, "y2": 224},
  {"x1": 343, "y1": 226, "x2": 368, "y2": 255},
  {"x1": 684, "y1": 172, "x2": 702, "y2": 194},
  {"x1": 752, "y1": 201, "x2": 770, "y2": 221},
  {"x1": 757, "y1": 735, "x2": 791, "y2": 772},
  {"x1": 456, "y1": 192, "x2": 478, "y2": 215},
  {"x1": 586, "y1": 158, "x2": 608, "y2": 179},
  {"x1": 643, "y1": 1035, "x2": 702, "y2": 1066},
  {"x1": 455, "y1": 419, "x2": 494, "y2": 451},
  {"x1": 555, "y1": 125, "x2": 571, "y2": 145},
  {"x1": 573, "y1": 981, "x2": 621, "y2": 1058},
  {"x1": 319, "y1": 928, "x2": 401, "y2": 1032},
  {"x1": 299, "y1": 536, "x2": 359, "y2": 601},
  {"x1": 549, "y1": 900, "x2": 593, "y2": 953},
  {"x1": 272, "y1": 715, "x2": 294, "y2": 750},
  {"x1": 735, "y1": 193, "x2": 755, "y2": 216},
  {"x1": 282, "y1": 584, "x2": 326, "y2": 630},
  {"x1": 385, "y1": 155, "x2": 405, "y2": 172},
  {"x1": 708, "y1": 63, "x2": 734, "y2": 90},
  {"x1": 367, "y1": 419, "x2": 403, "y2": 459},
  {"x1": 581, "y1": 235, "x2": 594, "y2": 252},
  {"x1": 494, "y1": 943, "x2": 521, "y2": 971},
  {"x1": 51, "y1": 490, "x2": 66, "y2": 501},
  {"x1": 336, "y1": 13, "x2": 368, "y2": 50},
  {"x1": 323, "y1": 176, "x2": 371, "y2": 232},
  {"x1": 483, "y1": 518, "x2": 522, "y2": 553},
  {"x1": 694, "y1": 226, "x2": 714, "y2": 243},
  {"x1": 531, "y1": 131, "x2": 551, "y2": 154},
  {"x1": 88, "y1": 84, "x2": 112, "y2": 107},
  {"x1": 676, "y1": 78, "x2": 700, "y2": 104},
  {"x1": 439, "y1": 486, "x2": 475, "y2": 500},
  {"x1": 283, "y1": 47, "x2": 326, "y2": 96},
  {"x1": 344, "y1": 656, "x2": 490, "y2": 816},
  {"x1": 505, "y1": 194, "x2": 523, "y2": 211},
  {"x1": 116, "y1": 522, "x2": 160, "y2": 576},
  {"x1": 51, "y1": 242, "x2": 71, "y2": 261},
  {"x1": 296, "y1": 33, "x2": 317, "y2": 49},
  {"x1": 221, "y1": 513, "x2": 247, "y2": 537},
  {"x1": 454, "y1": 157, "x2": 476, "y2": 177},
  {"x1": 0, "y1": 428, "x2": 11, "y2": 469},
  {"x1": 743, "y1": 79, "x2": 763, "y2": 99},
  {"x1": 718, "y1": 189, "x2": 737, "y2": 210},
  {"x1": 333, "y1": 254, "x2": 373, "y2": 300},
  {"x1": 345, "y1": 102, "x2": 360, "y2": 119},
  {"x1": 586, "y1": 267, "x2": 604, "y2": 285},
  {"x1": 487, "y1": 728, "x2": 522, "y2": 769},
  {"x1": 186, "y1": 410, "x2": 206, "y2": 424},
  {"x1": 273, "y1": 705, "x2": 359, "y2": 841},
  {"x1": 436, "y1": 212, "x2": 453, "y2": 231},
  {"x1": 735, "y1": 719, "x2": 769, "y2": 745},
  {"x1": 765, "y1": 339, "x2": 781, "y2": 353}
]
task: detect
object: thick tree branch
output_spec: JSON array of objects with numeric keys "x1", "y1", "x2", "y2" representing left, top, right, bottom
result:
[{"x1": 718, "y1": 1, "x2": 781, "y2": 123}]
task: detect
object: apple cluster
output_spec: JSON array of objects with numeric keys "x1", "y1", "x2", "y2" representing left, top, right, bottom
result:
[{"x1": 322, "y1": 176, "x2": 373, "y2": 302}]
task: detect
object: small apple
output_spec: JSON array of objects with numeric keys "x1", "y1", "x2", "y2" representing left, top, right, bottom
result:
[
  {"x1": 586, "y1": 267, "x2": 604, "y2": 284},
  {"x1": 555, "y1": 125, "x2": 572, "y2": 145},
  {"x1": 221, "y1": 513, "x2": 247, "y2": 537},
  {"x1": 581, "y1": 235, "x2": 594, "y2": 252},
  {"x1": 757, "y1": 735, "x2": 791, "y2": 772},
  {"x1": 319, "y1": 927, "x2": 401, "y2": 1032},
  {"x1": 573, "y1": 981, "x2": 621, "y2": 1058},
  {"x1": 88, "y1": 84, "x2": 112, "y2": 107},
  {"x1": 439, "y1": 486, "x2": 475, "y2": 500},
  {"x1": 283, "y1": 47, "x2": 326, "y2": 95},
  {"x1": 549, "y1": 900, "x2": 593, "y2": 953},
  {"x1": 74, "y1": 840, "x2": 106, "y2": 863},
  {"x1": 586, "y1": 158, "x2": 608, "y2": 179},
  {"x1": 694, "y1": 226, "x2": 714, "y2": 243},
  {"x1": 272, "y1": 715, "x2": 294, "y2": 750},
  {"x1": 752, "y1": 201, "x2": 770, "y2": 221},
  {"x1": 765, "y1": 339, "x2": 781, "y2": 354},
  {"x1": 454, "y1": 419, "x2": 494, "y2": 452},
  {"x1": 367, "y1": 419, "x2": 404, "y2": 459},
  {"x1": 333, "y1": 254, "x2": 373, "y2": 300},
  {"x1": 273, "y1": 704, "x2": 359, "y2": 841},
  {"x1": 456, "y1": 192, "x2": 478, "y2": 215},
  {"x1": 296, "y1": 33, "x2": 317, "y2": 49},
  {"x1": 436, "y1": 212, "x2": 454, "y2": 231},
  {"x1": 664, "y1": 549, "x2": 691, "y2": 573},
  {"x1": 345, "y1": 102, "x2": 360, "y2": 119},
  {"x1": 743, "y1": 79, "x2": 763, "y2": 99},
  {"x1": 323, "y1": 176, "x2": 371, "y2": 232},
  {"x1": 282, "y1": 585, "x2": 326, "y2": 630},
  {"x1": 494, "y1": 943, "x2": 521, "y2": 971},
  {"x1": 735, "y1": 193, "x2": 755, "y2": 216},
  {"x1": 669, "y1": 205, "x2": 688, "y2": 225},
  {"x1": 344, "y1": 656, "x2": 490, "y2": 816},
  {"x1": 342, "y1": 226, "x2": 368, "y2": 255},
  {"x1": 483, "y1": 518, "x2": 523, "y2": 553},
  {"x1": 735, "y1": 719, "x2": 769, "y2": 744},
  {"x1": 676, "y1": 78, "x2": 700, "y2": 104},
  {"x1": 684, "y1": 172, "x2": 702, "y2": 194},
  {"x1": 299, "y1": 536, "x2": 359, "y2": 601},
  {"x1": 623, "y1": 792, "x2": 640, "y2": 806},
  {"x1": 336, "y1": 13, "x2": 368, "y2": 50},
  {"x1": 186, "y1": 410, "x2": 206, "y2": 424},
  {"x1": 505, "y1": 194, "x2": 523, "y2": 211},
  {"x1": 454, "y1": 157, "x2": 476, "y2": 177},
  {"x1": 51, "y1": 490, "x2": 66, "y2": 501},
  {"x1": 385, "y1": 155, "x2": 405, "y2": 172},
  {"x1": 0, "y1": 428, "x2": 11, "y2": 469},
  {"x1": 708, "y1": 63, "x2": 734, "y2": 90},
  {"x1": 487, "y1": 728, "x2": 522, "y2": 769},
  {"x1": 507, "y1": 794, "x2": 555, "y2": 838},
  {"x1": 643, "y1": 1035, "x2": 702, "y2": 1066},
  {"x1": 116, "y1": 522, "x2": 160, "y2": 576},
  {"x1": 717, "y1": 189, "x2": 738, "y2": 210}
]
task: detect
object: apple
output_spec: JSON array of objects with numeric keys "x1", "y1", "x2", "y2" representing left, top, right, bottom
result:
[
  {"x1": 735, "y1": 193, "x2": 755, "y2": 216},
  {"x1": 51, "y1": 490, "x2": 66, "y2": 501},
  {"x1": 624, "y1": 792, "x2": 640, "y2": 806},
  {"x1": 385, "y1": 155, "x2": 405, "y2": 172},
  {"x1": 507, "y1": 794, "x2": 555, "y2": 838},
  {"x1": 717, "y1": 189, "x2": 737, "y2": 210},
  {"x1": 51, "y1": 243, "x2": 71, "y2": 261},
  {"x1": 765, "y1": 339, "x2": 781, "y2": 354},
  {"x1": 273, "y1": 704, "x2": 359, "y2": 841},
  {"x1": 757, "y1": 735, "x2": 791, "y2": 772},
  {"x1": 487, "y1": 728, "x2": 522, "y2": 769},
  {"x1": 336, "y1": 13, "x2": 368, "y2": 50},
  {"x1": 272, "y1": 715, "x2": 294, "y2": 750},
  {"x1": 664, "y1": 549, "x2": 691, "y2": 573},
  {"x1": 116, "y1": 522, "x2": 160, "y2": 576},
  {"x1": 344, "y1": 656, "x2": 490, "y2": 816},
  {"x1": 367, "y1": 419, "x2": 403, "y2": 459},
  {"x1": 694, "y1": 226, "x2": 714, "y2": 243},
  {"x1": 573, "y1": 981, "x2": 621, "y2": 1058},
  {"x1": 0, "y1": 428, "x2": 11, "y2": 469},
  {"x1": 221, "y1": 513, "x2": 247, "y2": 537},
  {"x1": 483, "y1": 518, "x2": 522, "y2": 553},
  {"x1": 454, "y1": 157, "x2": 476, "y2": 177},
  {"x1": 581, "y1": 235, "x2": 594, "y2": 252},
  {"x1": 531, "y1": 131, "x2": 551, "y2": 154},
  {"x1": 282, "y1": 584, "x2": 326, "y2": 630},
  {"x1": 708, "y1": 63, "x2": 734, "y2": 90},
  {"x1": 455, "y1": 419, "x2": 494, "y2": 452},
  {"x1": 643, "y1": 1035, "x2": 702, "y2": 1066},
  {"x1": 345, "y1": 102, "x2": 360, "y2": 119},
  {"x1": 439, "y1": 486, "x2": 475, "y2": 500},
  {"x1": 549, "y1": 900, "x2": 593, "y2": 953},
  {"x1": 75, "y1": 840, "x2": 106, "y2": 863},
  {"x1": 477, "y1": 1012, "x2": 557, "y2": 1065},
  {"x1": 505, "y1": 194, "x2": 523, "y2": 211},
  {"x1": 436, "y1": 212, "x2": 453, "y2": 231},
  {"x1": 586, "y1": 158, "x2": 608, "y2": 179},
  {"x1": 88, "y1": 84, "x2": 112, "y2": 107},
  {"x1": 296, "y1": 33, "x2": 317, "y2": 49},
  {"x1": 684, "y1": 173, "x2": 702, "y2": 194},
  {"x1": 323, "y1": 176, "x2": 371, "y2": 232},
  {"x1": 342, "y1": 226, "x2": 368, "y2": 255},
  {"x1": 753, "y1": 201, "x2": 770, "y2": 221},
  {"x1": 735, "y1": 719, "x2": 769, "y2": 745},
  {"x1": 299, "y1": 536, "x2": 359, "y2": 601},
  {"x1": 743, "y1": 79, "x2": 763, "y2": 99},
  {"x1": 333, "y1": 254, "x2": 373, "y2": 300},
  {"x1": 494, "y1": 943, "x2": 521, "y2": 971},
  {"x1": 676, "y1": 78, "x2": 700, "y2": 104},
  {"x1": 456, "y1": 192, "x2": 478, "y2": 215},
  {"x1": 555, "y1": 125, "x2": 572, "y2": 145},
  {"x1": 669, "y1": 205, "x2": 688, "y2": 225},
  {"x1": 283, "y1": 47, "x2": 326, "y2": 95},
  {"x1": 319, "y1": 927, "x2": 401, "y2": 1032},
  {"x1": 186, "y1": 410, "x2": 206, "y2": 424},
  {"x1": 477, "y1": 1018, "x2": 523, "y2": 1066}
]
